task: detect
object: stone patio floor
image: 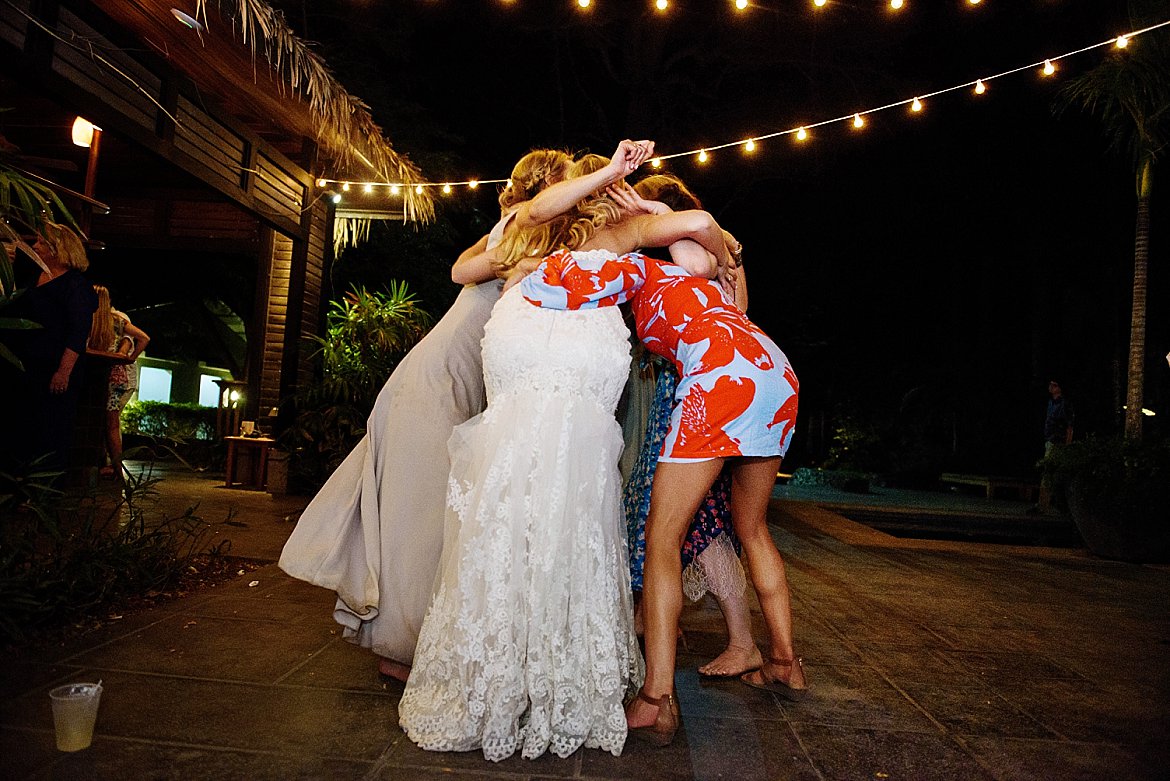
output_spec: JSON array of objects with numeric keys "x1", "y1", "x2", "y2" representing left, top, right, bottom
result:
[{"x1": 1, "y1": 467, "x2": 1167, "y2": 780}]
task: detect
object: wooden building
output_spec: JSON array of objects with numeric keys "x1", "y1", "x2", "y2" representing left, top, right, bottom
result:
[{"x1": 0, "y1": 0, "x2": 431, "y2": 423}]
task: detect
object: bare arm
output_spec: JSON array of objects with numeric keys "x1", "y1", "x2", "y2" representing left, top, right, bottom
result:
[
  {"x1": 121, "y1": 321, "x2": 150, "y2": 360},
  {"x1": 49, "y1": 348, "x2": 79, "y2": 394},
  {"x1": 510, "y1": 139, "x2": 654, "y2": 231},
  {"x1": 451, "y1": 233, "x2": 494, "y2": 284}
]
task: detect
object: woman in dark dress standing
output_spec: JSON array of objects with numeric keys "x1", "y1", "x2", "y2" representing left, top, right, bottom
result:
[{"x1": 3, "y1": 222, "x2": 96, "y2": 469}]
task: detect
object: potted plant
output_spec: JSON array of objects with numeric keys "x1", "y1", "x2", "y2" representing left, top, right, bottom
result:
[{"x1": 1042, "y1": 435, "x2": 1170, "y2": 563}]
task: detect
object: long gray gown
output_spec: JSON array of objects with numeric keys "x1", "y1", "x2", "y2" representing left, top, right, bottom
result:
[{"x1": 279, "y1": 272, "x2": 500, "y2": 666}]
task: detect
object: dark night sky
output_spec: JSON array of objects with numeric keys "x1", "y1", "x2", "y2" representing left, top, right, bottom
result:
[{"x1": 273, "y1": 0, "x2": 1168, "y2": 473}]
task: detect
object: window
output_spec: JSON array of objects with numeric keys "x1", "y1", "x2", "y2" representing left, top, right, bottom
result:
[
  {"x1": 137, "y1": 367, "x2": 172, "y2": 403},
  {"x1": 198, "y1": 375, "x2": 222, "y2": 407}
]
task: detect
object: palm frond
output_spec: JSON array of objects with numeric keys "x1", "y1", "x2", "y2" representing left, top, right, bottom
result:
[{"x1": 194, "y1": 0, "x2": 435, "y2": 223}]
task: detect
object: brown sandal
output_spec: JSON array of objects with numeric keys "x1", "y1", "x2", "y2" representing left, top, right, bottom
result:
[
  {"x1": 740, "y1": 656, "x2": 809, "y2": 701},
  {"x1": 627, "y1": 689, "x2": 679, "y2": 747}
]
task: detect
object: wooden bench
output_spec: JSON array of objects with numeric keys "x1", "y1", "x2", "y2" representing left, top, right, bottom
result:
[{"x1": 940, "y1": 473, "x2": 1039, "y2": 502}]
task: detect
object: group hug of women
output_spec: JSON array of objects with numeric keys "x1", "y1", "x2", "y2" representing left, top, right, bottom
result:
[{"x1": 279, "y1": 139, "x2": 806, "y2": 762}]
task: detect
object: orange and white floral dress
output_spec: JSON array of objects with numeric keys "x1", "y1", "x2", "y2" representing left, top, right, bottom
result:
[{"x1": 523, "y1": 249, "x2": 798, "y2": 462}]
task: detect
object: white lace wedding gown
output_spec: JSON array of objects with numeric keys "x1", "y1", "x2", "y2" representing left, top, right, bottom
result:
[{"x1": 398, "y1": 269, "x2": 645, "y2": 762}]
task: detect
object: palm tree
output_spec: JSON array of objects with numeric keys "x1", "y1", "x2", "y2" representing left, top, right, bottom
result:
[{"x1": 1054, "y1": 3, "x2": 1169, "y2": 440}]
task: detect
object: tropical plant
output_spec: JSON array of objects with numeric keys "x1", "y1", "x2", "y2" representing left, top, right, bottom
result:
[
  {"x1": 1054, "y1": 3, "x2": 1169, "y2": 440},
  {"x1": 1, "y1": 132, "x2": 81, "y2": 368},
  {"x1": 281, "y1": 282, "x2": 431, "y2": 488},
  {"x1": 0, "y1": 456, "x2": 226, "y2": 642}
]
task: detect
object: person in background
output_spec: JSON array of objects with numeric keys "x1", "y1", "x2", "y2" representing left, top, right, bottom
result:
[
  {"x1": 1036, "y1": 378, "x2": 1074, "y2": 513},
  {"x1": 88, "y1": 285, "x2": 150, "y2": 478},
  {"x1": 2, "y1": 222, "x2": 96, "y2": 470}
]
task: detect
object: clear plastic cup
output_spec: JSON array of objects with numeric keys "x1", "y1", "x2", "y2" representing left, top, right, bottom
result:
[{"x1": 49, "y1": 682, "x2": 103, "y2": 752}]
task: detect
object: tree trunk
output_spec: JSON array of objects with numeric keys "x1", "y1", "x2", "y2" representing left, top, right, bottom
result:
[{"x1": 1123, "y1": 155, "x2": 1152, "y2": 440}]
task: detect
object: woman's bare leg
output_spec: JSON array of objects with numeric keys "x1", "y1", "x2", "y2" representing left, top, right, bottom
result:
[
  {"x1": 731, "y1": 457, "x2": 806, "y2": 690},
  {"x1": 627, "y1": 458, "x2": 723, "y2": 728},
  {"x1": 696, "y1": 541, "x2": 762, "y2": 676}
]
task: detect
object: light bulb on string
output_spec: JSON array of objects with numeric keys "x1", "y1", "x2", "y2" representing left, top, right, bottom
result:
[
  {"x1": 968, "y1": 0, "x2": 981, "y2": 5},
  {"x1": 697, "y1": 149, "x2": 709, "y2": 163},
  {"x1": 1116, "y1": 35, "x2": 1129, "y2": 48},
  {"x1": 735, "y1": 0, "x2": 748, "y2": 10},
  {"x1": 1042, "y1": 59, "x2": 1056, "y2": 76},
  {"x1": 890, "y1": 0, "x2": 904, "y2": 10},
  {"x1": 330, "y1": 193, "x2": 342, "y2": 204},
  {"x1": 578, "y1": 0, "x2": 591, "y2": 8},
  {"x1": 655, "y1": 0, "x2": 668, "y2": 11},
  {"x1": 853, "y1": 113, "x2": 865, "y2": 129},
  {"x1": 651, "y1": 158, "x2": 663, "y2": 168},
  {"x1": 911, "y1": 97, "x2": 923, "y2": 112},
  {"x1": 442, "y1": 184, "x2": 452, "y2": 194},
  {"x1": 315, "y1": 178, "x2": 326, "y2": 188},
  {"x1": 415, "y1": 184, "x2": 424, "y2": 194},
  {"x1": 743, "y1": 139, "x2": 756, "y2": 153},
  {"x1": 363, "y1": 183, "x2": 373, "y2": 193},
  {"x1": 974, "y1": 79, "x2": 987, "y2": 94},
  {"x1": 796, "y1": 126, "x2": 809, "y2": 141},
  {"x1": 813, "y1": 0, "x2": 827, "y2": 7},
  {"x1": 390, "y1": 185, "x2": 400, "y2": 196},
  {"x1": 469, "y1": 180, "x2": 479, "y2": 189},
  {"x1": 342, "y1": 182, "x2": 350, "y2": 192}
]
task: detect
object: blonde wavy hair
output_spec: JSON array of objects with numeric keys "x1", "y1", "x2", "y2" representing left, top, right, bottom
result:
[
  {"x1": 39, "y1": 221, "x2": 89, "y2": 271},
  {"x1": 494, "y1": 153, "x2": 622, "y2": 275},
  {"x1": 498, "y1": 149, "x2": 571, "y2": 212},
  {"x1": 634, "y1": 173, "x2": 702, "y2": 211},
  {"x1": 88, "y1": 284, "x2": 115, "y2": 351}
]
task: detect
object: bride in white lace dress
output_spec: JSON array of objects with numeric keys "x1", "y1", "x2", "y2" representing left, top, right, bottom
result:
[{"x1": 398, "y1": 143, "x2": 657, "y2": 762}]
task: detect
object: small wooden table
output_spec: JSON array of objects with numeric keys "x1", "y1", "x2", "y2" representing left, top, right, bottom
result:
[{"x1": 223, "y1": 436, "x2": 276, "y2": 489}]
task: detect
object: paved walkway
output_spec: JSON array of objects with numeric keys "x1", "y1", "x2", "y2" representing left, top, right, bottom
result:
[{"x1": 1, "y1": 465, "x2": 1167, "y2": 780}]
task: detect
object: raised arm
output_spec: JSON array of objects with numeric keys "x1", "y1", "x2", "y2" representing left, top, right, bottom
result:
[{"x1": 511, "y1": 139, "x2": 654, "y2": 230}]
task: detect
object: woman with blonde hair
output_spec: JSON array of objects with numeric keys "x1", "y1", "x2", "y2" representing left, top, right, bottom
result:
[
  {"x1": 2, "y1": 222, "x2": 96, "y2": 469},
  {"x1": 399, "y1": 139, "x2": 741, "y2": 761},
  {"x1": 280, "y1": 148, "x2": 571, "y2": 683},
  {"x1": 88, "y1": 285, "x2": 150, "y2": 477}
]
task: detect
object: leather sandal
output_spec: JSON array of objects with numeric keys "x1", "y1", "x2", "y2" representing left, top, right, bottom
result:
[
  {"x1": 627, "y1": 689, "x2": 679, "y2": 747},
  {"x1": 740, "y1": 656, "x2": 809, "y2": 701}
]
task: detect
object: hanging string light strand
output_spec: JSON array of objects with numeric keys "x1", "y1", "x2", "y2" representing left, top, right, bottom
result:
[{"x1": 320, "y1": 19, "x2": 1169, "y2": 194}]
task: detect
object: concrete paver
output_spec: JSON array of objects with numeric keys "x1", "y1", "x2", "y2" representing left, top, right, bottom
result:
[{"x1": 1, "y1": 464, "x2": 1166, "y2": 780}]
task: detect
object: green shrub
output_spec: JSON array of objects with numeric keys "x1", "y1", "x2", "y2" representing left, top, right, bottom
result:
[
  {"x1": 1042, "y1": 434, "x2": 1170, "y2": 527},
  {"x1": 0, "y1": 457, "x2": 225, "y2": 643},
  {"x1": 121, "y1": 400, "x2": 217, "y2": 441},
  {"x1": 282, "y1": 283, "x2": 431, "y2": 489}
]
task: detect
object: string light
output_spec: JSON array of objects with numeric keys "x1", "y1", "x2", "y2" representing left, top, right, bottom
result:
[
  {"x1": 442, "y1": 183, "x2": 452, "y2": 194},
  {"x1": 890, "y1": 0, "x2": 904, "y2": 10},
  {"x1": 655, "y1": 0, "x2": 668, "y2": 11},
  {"x1": 813, "y1": 0, "x2": 827, "y2": 7},
  {"x1": 735, "y1": 0, "x2": 748, "y2": 10},
  {"x1": 968, "y1": 0, "x2": 981, "y2": 5},
  {"x1": 312, "y1": 20, "x2": 1169, "y2": 197},
  {"x1": 578, "y1": 0, "x2": 591, "y2": 8},
  {"x1": 362, "y1": 183, "x2": 373, "y2": 193}
]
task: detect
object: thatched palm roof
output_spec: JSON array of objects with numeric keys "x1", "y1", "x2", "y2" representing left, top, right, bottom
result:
[{"x1": 193, "y1": 0, "x2": 433, "y2": 222}]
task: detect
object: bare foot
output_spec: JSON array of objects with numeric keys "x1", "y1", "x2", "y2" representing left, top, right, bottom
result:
[
  {"x1": 698, "y1": 643, "x2": 763, "y2": 678},
  {"x1": 741, "y1": 656, "x2": 807, "y2": 692},
  {"x1": 377, "y1": 657, "x2": 411, "y2": 683}
]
